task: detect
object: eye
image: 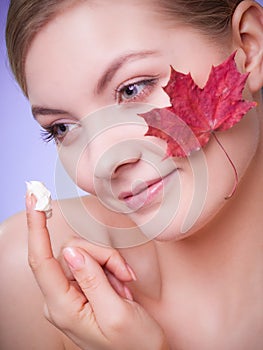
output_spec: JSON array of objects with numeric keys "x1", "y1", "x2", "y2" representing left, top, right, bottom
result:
[
  {"x1": 41, "y1": 123, "x2": 79, "y2": 143},
  {"x1": 121, "y1": 82, "x2": 145, "y2": 99},
  {"x1": 116, "y1": 78, "x2": 158, "y2": 103}
]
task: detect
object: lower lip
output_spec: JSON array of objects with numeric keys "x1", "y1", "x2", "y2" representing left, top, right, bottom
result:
[{"x1": 123, "y1": 170, "x2": 176, "y2": 211}]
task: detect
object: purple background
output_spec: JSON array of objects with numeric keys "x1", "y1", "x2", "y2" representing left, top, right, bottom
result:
[
  {"x1": 1, "y1": 0, "x2": 263, "y2": 223},
  {"x1": 1, "y1": 0, "x2": 57, "y2": 222}
]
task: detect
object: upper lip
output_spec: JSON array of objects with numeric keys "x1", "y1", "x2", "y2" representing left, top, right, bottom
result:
[{"x1": 118, "y1": 170, "x2": 176, "y2": 200}]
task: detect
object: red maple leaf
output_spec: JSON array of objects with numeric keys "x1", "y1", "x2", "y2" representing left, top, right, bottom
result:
[
  {"x1": 140, "y1": 52, "x2": 256, "y2": 157},
  {"x1": 139, "y1": 52, "x2": 257, "y2": 197}
]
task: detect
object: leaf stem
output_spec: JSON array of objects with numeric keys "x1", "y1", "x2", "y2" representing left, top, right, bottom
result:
[{"x1": 212, "y1": 132, "x2": 238, "y2": 200}]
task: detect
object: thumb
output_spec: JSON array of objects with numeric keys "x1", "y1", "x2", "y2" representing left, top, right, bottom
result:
[{"x1": 63, "y1": 247, "x2": 128, "y2": 325}]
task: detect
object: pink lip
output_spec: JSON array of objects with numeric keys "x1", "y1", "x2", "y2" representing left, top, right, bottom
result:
[{"x1": 119, "y1": 170, "x2": 177, "y2": 211}]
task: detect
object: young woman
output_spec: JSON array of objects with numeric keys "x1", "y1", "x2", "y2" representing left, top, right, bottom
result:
[{"x1": 1, "y1": 0, "x2": 263, "y2": 349}]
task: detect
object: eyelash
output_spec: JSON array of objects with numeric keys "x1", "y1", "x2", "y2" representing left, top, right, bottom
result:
[
  {"x1": 115, "y1": 77, "x2": 159, "y2": 103},
  {"x1": 41, "y1": 123, "x2": 78, "y2": 143}
]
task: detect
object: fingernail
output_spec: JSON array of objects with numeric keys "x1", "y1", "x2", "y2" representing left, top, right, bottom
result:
[
  {"x1": 25, "y1": 192, "x2": 34, "y2": 212},
  {"x1": 124, "y1": 285, "x2": 134, "y2": 301},
  {"x1": 63, "y1": 247, "x2": 85, "y2": 270},
  {"x1": 126, "y1": 263, "x2": 137, "y2": 281}
]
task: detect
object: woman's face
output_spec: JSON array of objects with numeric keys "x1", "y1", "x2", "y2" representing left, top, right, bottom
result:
[{"x1": 25, "y1": 1, "x2": 259, "y2": 241}]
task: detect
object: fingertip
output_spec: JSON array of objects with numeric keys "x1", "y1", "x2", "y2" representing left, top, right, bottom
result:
[
  {"x1": 25, "y1": 192, "x2": 34, "y2": 212},
  {"x1": 63, "y1": 247, "x2": 85, "y2": 270},
  {"x1": 118, "y1": 262, "x2": 137, "y2": 282},
  {"x1": 109, "y1": 254, "x2": 137, "y2": 282},
  {"x1": 25, "y1": 191, "x2": 38, "y2": 212},
  {"x1": 123, "y1": 285, "x2": 134, "y2": 302},
  {"x1": 126, "y1": 264, "x2": 137, "y2": 281},
  {"x1": 26, "y1": 193, "x2": 47, "y2": 229}
]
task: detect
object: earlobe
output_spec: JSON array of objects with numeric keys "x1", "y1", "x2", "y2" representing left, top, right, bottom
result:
[{"x1": 231, "y1": 0, "x2": 263, "y2": 93}]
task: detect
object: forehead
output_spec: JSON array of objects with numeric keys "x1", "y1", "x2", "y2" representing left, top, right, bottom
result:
[
  {"x1": 25, "y1": 2, "x2": 171, "y2": 101},
  {"x1": 25, "y1": 1, "x2": 220, "y2": 115}
]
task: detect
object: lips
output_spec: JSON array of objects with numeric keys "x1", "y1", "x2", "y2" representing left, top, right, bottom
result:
[
  {"x1": 118, "y1": 170, "x2": 177, "y2": 211},
  {"x1": 119, "y1": 178, "x2": 161, "y2": 200}
]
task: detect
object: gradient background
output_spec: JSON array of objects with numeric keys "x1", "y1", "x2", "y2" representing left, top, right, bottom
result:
[
  {"x1": 1, "y1": 0, "x2": 58, "y2": 222},
  {"x1": 1, "y1": 0, "x2": 263, "y2": 223}
]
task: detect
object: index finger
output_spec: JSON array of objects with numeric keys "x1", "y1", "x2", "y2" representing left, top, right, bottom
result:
[
  {"x1": 26, "y1": 193, "x2": 71, "y2": 302},
  {"x1": 67, "y1": 237, "x2": 136, "y2": 282}
]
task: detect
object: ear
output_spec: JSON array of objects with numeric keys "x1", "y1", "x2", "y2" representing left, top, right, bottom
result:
[{"x1": 231, "y1": 0, "x2": 263, "y2": 93}]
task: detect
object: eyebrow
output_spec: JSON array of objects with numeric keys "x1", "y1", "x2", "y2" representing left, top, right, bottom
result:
[
  {"x1": 31, "y1": 50, "x2": 160, "y2": 118},
  {"x1": 31, "y1": 106, "x2": 70, "y2": 119},
  {"x1": 96, "y1": 50, "x2": 160, "y2": 94}
]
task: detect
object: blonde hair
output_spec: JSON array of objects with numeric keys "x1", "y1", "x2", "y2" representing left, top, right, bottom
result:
[{"x1": 6, "y1": 0, "x2": 243, "y2": 96}]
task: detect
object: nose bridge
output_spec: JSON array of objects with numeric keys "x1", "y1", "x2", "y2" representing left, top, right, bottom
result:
[{"x1": 80, "y1": 104, "x2": 146, "y2": 180}]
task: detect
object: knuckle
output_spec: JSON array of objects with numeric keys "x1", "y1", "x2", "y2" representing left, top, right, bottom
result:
[
  {"x1": 109, "y1": 249, "x2": 121, "y2": 261},
  {"x1": 107, "y1": 249, "x2": 123, "y2": 267},
  {"x1": 28, "y1": 254, "x2": 40, "y2": 271},
  {"x1": 47, "y1": 311, "x2": 67, "y2": 329},
  {"x1": 43, "y1": 303, "x2": 73, "y2": 330},
  {"x1": 26, "y1": 210, "x2": 33, "y2": 226},
  {"x1": 43, "y1": 303, "x2": 53, "y2": 324},
  {"x1": 28, "y1": 254, "x2": 53, "y2": 272},
  {"x1": 107, "y1": 305, "x2": 129, "y2": 332},
  {"x1": 78, "y1": 274, "x2": 100, "y2": 292}
]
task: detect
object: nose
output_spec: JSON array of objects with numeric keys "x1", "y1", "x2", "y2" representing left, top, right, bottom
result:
[
  {"x1": 76, "y1": 103, "x2": 148, "y2": 186},
  {"x1": 94, "y1": 140, "x2": 142, "y2": 180}
]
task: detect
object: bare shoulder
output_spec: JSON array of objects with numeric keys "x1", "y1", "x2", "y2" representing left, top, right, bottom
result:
[
  {"x1": 0, "y1": 198, "x2": 75, "y2": 260},
  {"x1": 0, "y1": 210, "x2": 29, "y2": 274}
]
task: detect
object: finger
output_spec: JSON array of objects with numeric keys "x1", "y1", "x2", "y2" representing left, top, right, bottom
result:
[
  {"x1": 67, "y1": 237, "x2": 136, "y2": 282},
  {"x1": 104, "y1": 268, "x2": 133, "y2": 300},
  {"x1": 26, "y1": 194, "x2": 78, "y2": 303},
  {"x1": 63, "y1": 246, "x2": 133, "y2": 325}
]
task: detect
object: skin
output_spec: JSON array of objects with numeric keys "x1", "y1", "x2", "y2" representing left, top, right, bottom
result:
[{"x1": 1, "y1": 0, "x2": 263, "y2": 349}]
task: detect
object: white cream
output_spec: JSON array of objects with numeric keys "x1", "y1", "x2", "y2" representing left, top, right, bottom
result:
[{"x1": 26, "y1": 181, "x2": 52, "y2": 219}]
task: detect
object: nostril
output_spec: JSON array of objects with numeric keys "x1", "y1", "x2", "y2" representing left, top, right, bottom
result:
[
  {"x1": 113, "y1": 157, "x2": 141, "y2": 177},
  {"x1": 94, "y1": 145, "x2": 142, "y2": 180}
]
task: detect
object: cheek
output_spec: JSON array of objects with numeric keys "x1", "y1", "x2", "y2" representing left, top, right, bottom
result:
[
  {"x1": 189, "y1": 112, "x2": 259, "y2": 234},
  {"x1": 213, "y1": 109, "x2": 259, "y2": 182},
  {"x1": 72, "y1": 149, "x2": 98, "y2": 195},
  {"x1": 193, "y1": 111, "x2": 259, "y2": 227},
  {"x1": 128, "y1": 153, "x2": 208, "y2": 241},
  {"x1": 55, "y1": 141, "x2": 96, "y2": 196},
  {"x1": 147, "y1": 110, "x2": 259, "y2": 241},
  {"x1": 75, "y1": 161, "x2": 95, "y2": 194}
]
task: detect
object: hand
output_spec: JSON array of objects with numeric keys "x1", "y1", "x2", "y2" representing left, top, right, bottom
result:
[{"x1": 26, "y1": 194, "x2": 169, "y2": 350}]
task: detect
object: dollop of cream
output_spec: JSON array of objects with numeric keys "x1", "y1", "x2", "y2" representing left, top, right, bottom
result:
[{"x1": 26, "y1": 181, "x2": 52, "y2": 219}]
